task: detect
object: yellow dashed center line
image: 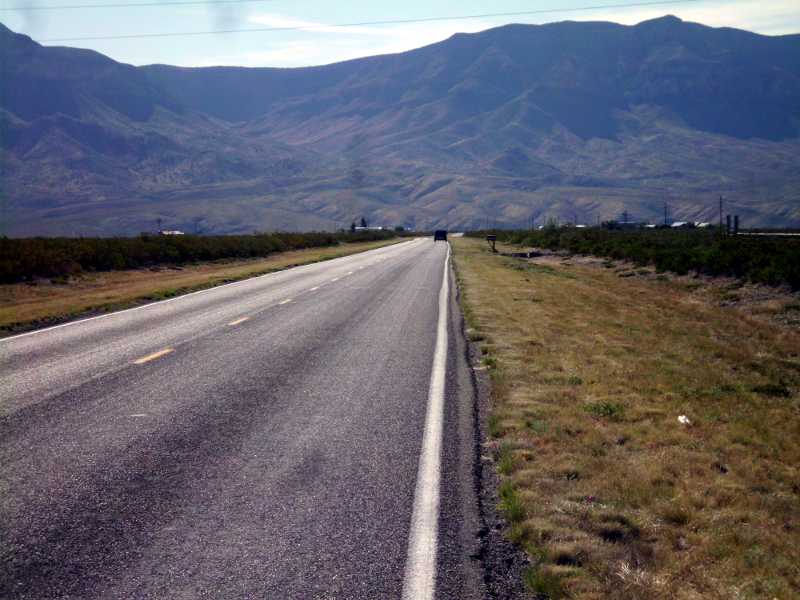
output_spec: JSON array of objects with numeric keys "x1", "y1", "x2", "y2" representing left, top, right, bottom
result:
[
  {"x1": 228, "y1": 316, "x2": 250, "y2": 326},
  {"x1": 134, "y1": 348, "x2": 174, "y2": 365},
  {"x1": 279, "y1": 298, "x2": 293, "y2": 305}
]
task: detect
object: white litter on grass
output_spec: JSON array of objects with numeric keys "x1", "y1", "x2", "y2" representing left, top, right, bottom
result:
[{"x1": 678, "y1": 415, "x2": 691, "y2": 425}]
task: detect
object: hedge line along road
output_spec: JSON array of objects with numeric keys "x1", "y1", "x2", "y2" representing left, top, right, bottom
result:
[{"x1": 0, "y1": 238, "x2": 484, "y2": 600}]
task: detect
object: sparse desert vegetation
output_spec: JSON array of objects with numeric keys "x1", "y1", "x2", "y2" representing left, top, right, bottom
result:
[{"x1": 453, "y1": 236, "x2": 800, "y2": 599}]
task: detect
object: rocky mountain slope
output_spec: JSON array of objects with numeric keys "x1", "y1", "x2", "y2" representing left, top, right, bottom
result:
[{"x1": 2, "y1": 17, "x2": 799, "y2": 235}]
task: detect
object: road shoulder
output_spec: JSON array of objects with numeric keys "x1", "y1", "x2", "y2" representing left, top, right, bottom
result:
[{"x1": 441, "y1": 244, "x2": 533, "y2": 600}]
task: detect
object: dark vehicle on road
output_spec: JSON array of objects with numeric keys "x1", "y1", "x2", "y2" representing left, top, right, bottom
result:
[{"x1": 434, "y1": 230, "x2": 447, "y2": 242}]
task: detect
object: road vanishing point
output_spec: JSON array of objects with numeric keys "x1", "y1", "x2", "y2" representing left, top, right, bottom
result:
[{"x1": 0, "y1": 239, "x2": 486, "y2": 599}]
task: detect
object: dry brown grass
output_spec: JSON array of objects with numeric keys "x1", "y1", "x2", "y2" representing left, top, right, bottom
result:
[
  {"x1": 0, "y1": 239, "x2": 399, "y2": 332},
  {"x1": 453, "y1": 237, "x2": 800, "y2": 600}
]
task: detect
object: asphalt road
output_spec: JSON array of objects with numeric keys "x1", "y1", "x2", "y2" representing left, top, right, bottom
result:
[{"x1": 0, "y1": 239, "x2": 484, "y2": 599}]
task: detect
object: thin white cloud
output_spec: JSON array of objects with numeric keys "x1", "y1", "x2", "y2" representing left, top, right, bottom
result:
[
  {"x1": 247, "y1": 12, "x2": 501, "y2": 42},
  {"x1": 192, "y1": 15, "x2": 498, "y2": 67},
  {"x1": 246, "y1": 13, "x2": 390, "y2": 36}
]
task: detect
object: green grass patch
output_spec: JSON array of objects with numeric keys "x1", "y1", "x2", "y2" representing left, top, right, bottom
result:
[
  {"x1": 583, "y1": 401, "x2": 625, "y2": 420},
  {"x1": 488, "y1": 414, "x2": 502, "y2": 438},
  {"x1": 497, "y1": 443, "x2": 515, "y2": 475},
  {"x1": 498, "y1": 480, "x2": 526, "y2": 523},
  {"x1": 526, "y1": 419, "x2": 548, "y2": 435},
  {"x1": 523, "y1": 566, "x2": 568, "y2": 599}
]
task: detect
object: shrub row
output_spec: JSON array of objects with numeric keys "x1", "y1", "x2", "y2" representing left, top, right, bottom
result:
[
  {"x1": 468, "y1": 228, "x2": 800, "y2": 289},
  {"x1": 0, "y1": 230, "x2": 395, "y2": 283}
]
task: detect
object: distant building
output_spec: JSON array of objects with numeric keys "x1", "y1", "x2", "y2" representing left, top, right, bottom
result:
[
  {"x1": 670, "y1": 222, "x2": 695, "y2": 229},
  {"x1": 159, "y1": 230, "x2": 185, "y2": 235},
  {"x1": 354, "y1": 226, "x2": 385, "y2": 231}
]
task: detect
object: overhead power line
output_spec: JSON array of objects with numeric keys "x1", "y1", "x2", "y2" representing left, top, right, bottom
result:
[
  {"x1": 0, "y1": 0, "x2": 277, "y2": 11},
  {"x1": 39, "y1": 0, "x2": 703, "y2": 42}
]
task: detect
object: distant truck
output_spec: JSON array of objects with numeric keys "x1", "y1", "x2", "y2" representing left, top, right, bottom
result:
[{"x1": 433, "y1": 230, "x2": 447, "y2": 242}]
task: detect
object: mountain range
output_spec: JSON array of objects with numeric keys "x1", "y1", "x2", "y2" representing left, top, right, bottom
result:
[{"x1": 1, "y1": 16, "x2": 799, "y2": 236}]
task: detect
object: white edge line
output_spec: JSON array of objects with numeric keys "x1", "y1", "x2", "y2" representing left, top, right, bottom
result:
[
  {"x1": 0, "y1": 240, "x2": 416, "y2": 343},
  {"x1": 402, "y1": 242, "x2": 450, "y2": 600}
]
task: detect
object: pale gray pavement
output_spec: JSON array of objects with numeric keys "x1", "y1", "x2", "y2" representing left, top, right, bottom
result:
[{"x1": 0, "y1": 239, "x2": 484, "y2": 599}]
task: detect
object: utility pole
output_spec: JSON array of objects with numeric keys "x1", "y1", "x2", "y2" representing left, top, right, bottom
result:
[
  {"x1": 663, "y1": 201, "x2": 669, "y2": 226},
  {"x1": 719, "y1": 196, "x2": 724, "y2": 232}
]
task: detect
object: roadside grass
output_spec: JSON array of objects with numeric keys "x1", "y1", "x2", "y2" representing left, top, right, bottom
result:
[
  {"x1": 452, "y1": 237, "x2": 800, "y2": 600},
  {"x1": 0, "y1": 239, "x2": 400, "y2": 334}
]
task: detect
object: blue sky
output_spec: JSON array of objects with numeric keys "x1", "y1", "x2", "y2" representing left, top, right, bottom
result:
[{"x1": 3, "y1": 0, "x2": 799, "y2": 67}]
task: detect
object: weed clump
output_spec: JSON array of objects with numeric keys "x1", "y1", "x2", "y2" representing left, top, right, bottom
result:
[
  {"x1": 499, "y1": 480, "x2": 526, "y2": 523},
  {"x1": 583, "y1": 402, "x2": 625, "y2": 420},
  {"x1": 750, "y1": 382, "x2": 792, "y2": 397},
  {"x1": 523, "y1": 566, "x2": 567, "y2": 599},
  {"x1": 487, "y1": 414, "x2": 502, "y2": 438}
]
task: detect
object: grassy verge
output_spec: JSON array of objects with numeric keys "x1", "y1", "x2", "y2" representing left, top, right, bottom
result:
[
  {"x1": 452, "y1": 237, "x2": 800, "y2": 599},
  {"x1": 0, "y1": 239, "x2": 400, "y2": 334}
]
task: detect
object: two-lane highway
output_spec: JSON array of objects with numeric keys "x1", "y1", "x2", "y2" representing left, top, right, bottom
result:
[{"x1": 0, "y1": 239, "x2": 484, "y2": 599}]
